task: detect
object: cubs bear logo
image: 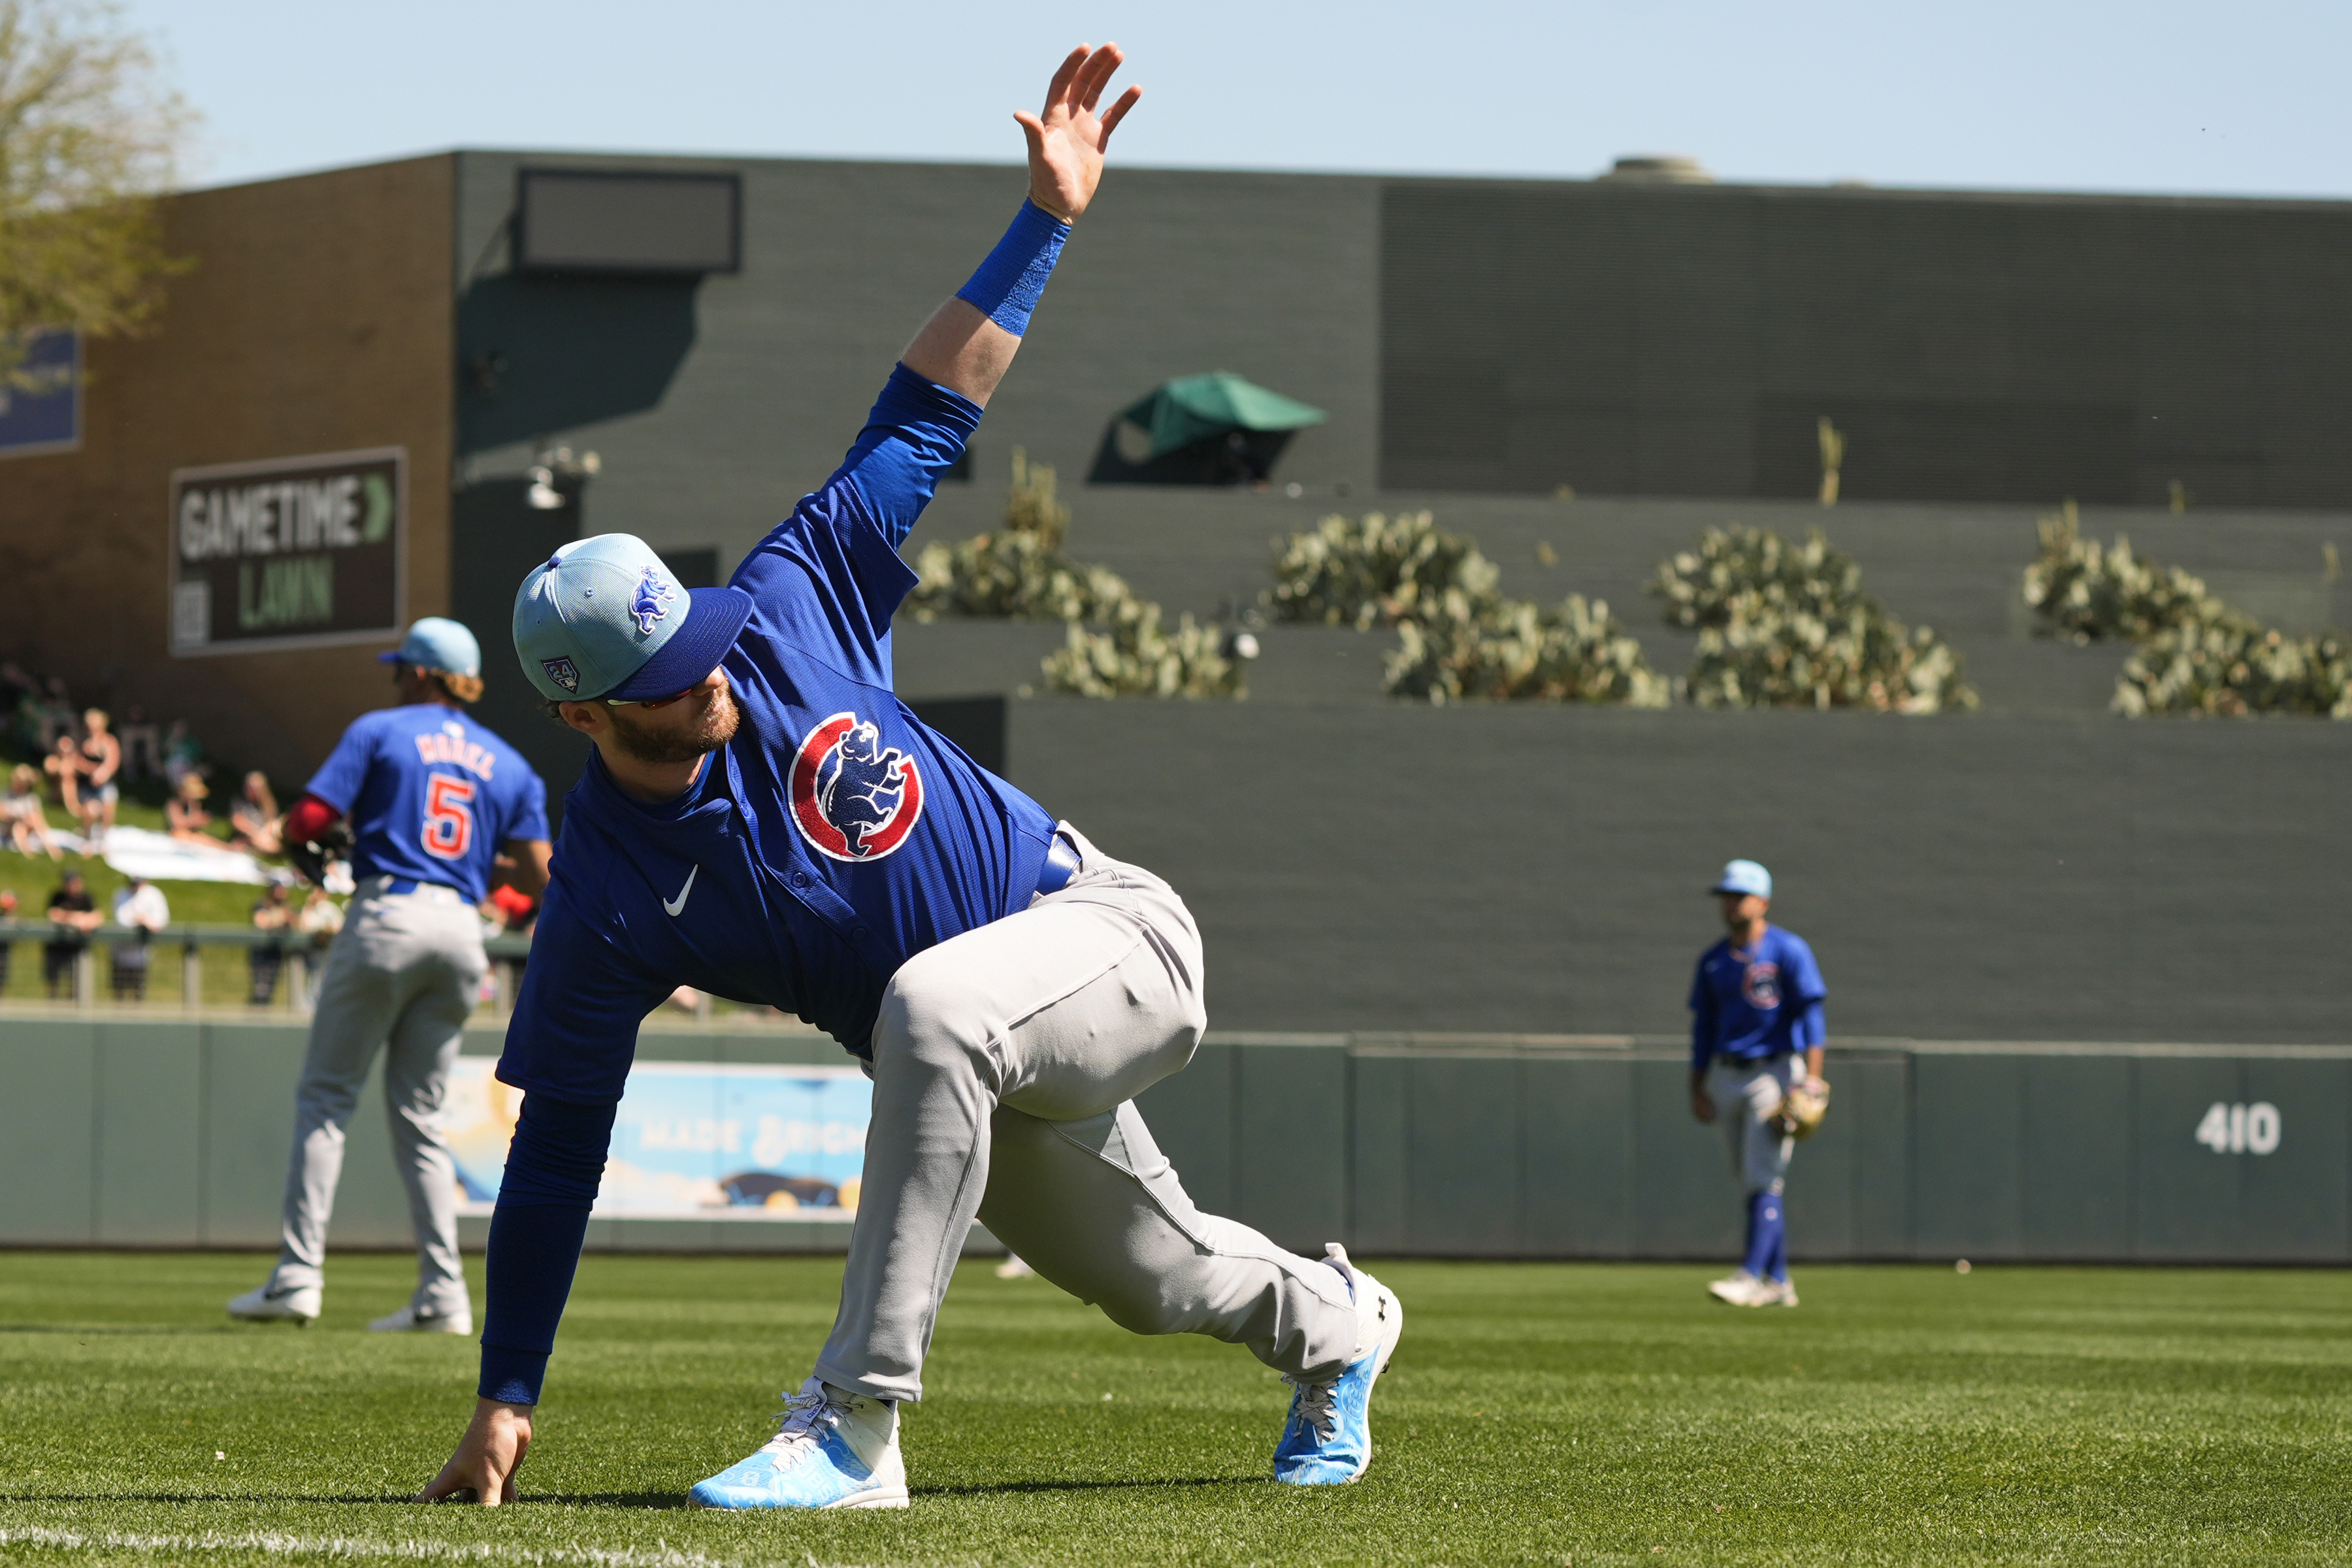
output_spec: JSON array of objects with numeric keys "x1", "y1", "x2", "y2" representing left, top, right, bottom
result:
[
  {"x1": 789, "y1": 712, "x2": 924, "y2": 861},
  {"x1": 1742, "y1": 961, "x2": 1782, "y2": 1010},
  {"x1": 631, "y1": 567, "x2": 676, "y2": 636}
]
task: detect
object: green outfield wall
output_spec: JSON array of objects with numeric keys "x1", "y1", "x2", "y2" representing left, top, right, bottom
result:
[{"x1": 5, "y1": 1017, "x2": 2343, "y2": 1265}]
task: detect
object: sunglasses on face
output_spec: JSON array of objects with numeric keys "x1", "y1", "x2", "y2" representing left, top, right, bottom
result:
[{"x1": 604, "y1": 685, "x2": 698, "y2": 711}]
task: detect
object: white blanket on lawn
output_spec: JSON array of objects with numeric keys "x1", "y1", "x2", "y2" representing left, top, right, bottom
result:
[{"x1": 91, "y1": 826, "x2": 267, "y2": 885}]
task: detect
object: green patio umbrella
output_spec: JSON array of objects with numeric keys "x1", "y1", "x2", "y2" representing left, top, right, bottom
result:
[{"x1": 1117, "y1": 372, "x2": 1326, "y2": 459}]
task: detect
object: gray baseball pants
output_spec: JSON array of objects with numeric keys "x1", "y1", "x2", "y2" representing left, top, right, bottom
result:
[
  {"x1": 265, "y1": 881, "x2": 484, "y2": 1316},
  {"x1": 1708, "y1": 1054, "x2": 1798, "y2": 1196},
  {"x1": 815, "y1": 827, "x2": 1360, "y2": 1404}
]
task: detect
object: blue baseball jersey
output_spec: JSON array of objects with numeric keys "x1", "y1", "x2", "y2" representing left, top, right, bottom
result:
[
  {"x1": 304, "y1": 704, "x2": 551, "y2": 905},
  {"x1": 1689, "y1": 926, "x2": 1827, "y2": 1071},
  {"x1": 496, "y1": 366, "x2": 1060, "y2": 1105}
]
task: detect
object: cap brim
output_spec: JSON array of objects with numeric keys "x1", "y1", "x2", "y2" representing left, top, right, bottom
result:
[
  {"x1": 600, "y1": 585, "x2": 755, "y2": 700},
  {"x1": 376, "y1": 650, "x2": 408, "y2": 664}
]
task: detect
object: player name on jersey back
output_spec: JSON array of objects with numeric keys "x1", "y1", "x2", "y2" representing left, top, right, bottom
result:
[{"x1": 410, "y1": 730, "x2": 501, "y2": 779}]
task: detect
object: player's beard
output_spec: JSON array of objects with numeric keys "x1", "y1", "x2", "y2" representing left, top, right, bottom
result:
[{"x1": 607, "y1": 682, "x2": 741, "y2": 766}]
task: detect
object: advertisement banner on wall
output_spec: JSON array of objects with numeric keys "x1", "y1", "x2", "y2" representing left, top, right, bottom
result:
[
  {"x1": 446, "y1": 1058, "x2": 871, "y2": 1221},
  {"x1": 0, "y1": 329, "x2": 80, "y2": 458},
  {"x1": 168, "y1": 448, "x2": 406, "y2": 657}
]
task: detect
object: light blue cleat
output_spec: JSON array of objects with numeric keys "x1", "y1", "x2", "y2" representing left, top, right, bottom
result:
[
  {"x1": 1273, "y1": 1243, "x2": 1404, "y2": 1486},
  {"x1": 687, "y1": 1377, "x2": 909, "y2": 1511}
]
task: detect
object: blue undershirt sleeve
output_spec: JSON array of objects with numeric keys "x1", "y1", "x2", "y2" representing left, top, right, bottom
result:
[
  {"x1": 1689, "y1": 964, "x2": 1718, "y2": 1075},
  {"x1": 1793, "y1": 999, "x2": 1827, "y2": 1054},
  {"x1": 476, "y1": 1094, "x2": 618, "y2": 1406},
  {"x1": 836, "y1": 365, "x2": 985, "y2": 550}
]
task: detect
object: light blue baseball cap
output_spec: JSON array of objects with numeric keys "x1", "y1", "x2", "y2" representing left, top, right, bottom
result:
[
  {"x1": 376, "y1": 617, "x2": 482, "y2": 678},
  {"x1": 512, "y1": 533, "x2": 753, "y2": 703},
  {"x1": 1710, "y1": 859, "x2": 1772, "y2": 899}
]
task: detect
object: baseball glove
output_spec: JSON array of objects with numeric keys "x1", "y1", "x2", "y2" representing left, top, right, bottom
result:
[
  {"x1": 285, "y1": 820, "x2": 354, "y2": 890},
  {"x1": 1778, "y1": 1076, "x2": 1831, "y2": 1141}
]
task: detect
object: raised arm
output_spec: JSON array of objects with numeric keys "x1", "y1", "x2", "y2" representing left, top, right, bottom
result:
[
  {"x1": 899, "y1": 42, "x2": 1139, "y2": 406},
  {"x1": 727, "y1": 44, "x2": 1142, "y2": 648}
]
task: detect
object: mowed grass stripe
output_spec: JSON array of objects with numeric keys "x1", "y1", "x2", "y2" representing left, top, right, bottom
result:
[{"x1": 3, "y1": 1252, "x2": 2349, "y2": 1565}]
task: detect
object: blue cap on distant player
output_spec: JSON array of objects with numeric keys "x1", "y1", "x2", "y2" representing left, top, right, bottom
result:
[
  {"x1": 1710, "y1": 859, "x2": 1772, "y2": 899},
  {"x1": 512, "y1": 533, "x2": 754, "y2": 703},
  {"x1": 376, "y1": 617, "x2": 482, "y2": 678}
]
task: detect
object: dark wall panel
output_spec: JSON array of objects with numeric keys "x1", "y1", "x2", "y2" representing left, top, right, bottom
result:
[
  {"x1": 1383, "y1": 181, "x2": 2352, "y2": 506},
  {"x1": 1847, "y1": 1057, "x2": 1913, "y2": 1257},
  {"x1": 94, "y1": 1022, "x2": 203, "y2": 1245},
  {"x1": 0, "y1": 1021, "x2": 95, "y2": 1243},
  {"x1": 1523, "y1": 1057, "x2": 1634, "y2": 1257},
  {"x1": 1135, "y1": 1042, "x2": 1235, "y2": 1219},
  {"x1": 1631, "y1": 1057, "x2": 1741, "y2": 1258},
  {"x1": 1912, "y1": 1054, "x2": 2023, "y2": 1259},
  {"x1": 1348, "y1": 1054, "x2": 1410, "y2": 1254},
  {"x1": 2132, "y1": 1056, "x2": 2246, "y2": 1259},
  {"x1": 2236, "y1": 1057, "x2": 2349, "y2": 1262},
  {"x1": 1405, "y1": 1058, "x2": 1521, "y2": 1255},
  {"x1": 1233, "y1": 1047, "x2": 1348, "y2": 1252},
  {"x1": 1013, "y1": 700, "x2": 2352, "y2": 1045},
  {"x1": 2021, "y1": 1055, "x2": 2134, "y2": 1258}
]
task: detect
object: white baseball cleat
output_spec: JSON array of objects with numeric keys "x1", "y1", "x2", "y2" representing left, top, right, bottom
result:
[
  {"x1": 227, "y1": 1280, "x2": 321, "y2": 1324},
  {"x1": 1767, "y1": 1277, "x2": 1799, "y2": 1307},
  {"x1": 368, "y1": 1303, "x2": 474, "y2": 1335},
  {"x1": 1707, "y1": 1270, "x2": 1778, "y2": 1307},
  {"x1": 688, "y1": 1377, "x2": 909, "y2": 1511}
]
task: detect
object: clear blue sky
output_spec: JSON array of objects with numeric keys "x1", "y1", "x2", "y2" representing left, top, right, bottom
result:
[{"x1": 127, "y1": 0, "x2": 2349, "y2": 200}]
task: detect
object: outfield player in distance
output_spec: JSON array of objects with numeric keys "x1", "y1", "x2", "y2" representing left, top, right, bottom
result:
[
  {"x1": 229, "y1": 618, "x2": 551, "y2": 1333},
  {"x1": 418, "y1": 44, "x2": 1402, "y2": 1512},
  {"x1": 1689, "y1": 859, "x2": 1827, "y2": 1308}
]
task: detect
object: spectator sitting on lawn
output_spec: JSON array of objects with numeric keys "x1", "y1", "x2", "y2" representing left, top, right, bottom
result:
[
  {"x1": 167, "y1": 774, "x2": 214, "y2": 844},
  {"x1": 109, "y1": 873, "x2": 170, "y2": 1002},
  {"x1": 227, "y1": 771, "x2": 282, "y2": 856},
  {"x1": 44, "y1": 869, "x2": 100, "y2": 999},
  {"x1": 4, "y1": 765, "x2": 62, "y2": 861},
  {"x1": 42, "y1": 732, "x2": 83, "y2": 822},
  {"x1": 76, "y1": 709, "x2": 122, "y2": 849}
]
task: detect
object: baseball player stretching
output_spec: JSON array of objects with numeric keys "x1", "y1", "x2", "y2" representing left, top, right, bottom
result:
[
  {"x1": 1689, "y1": 859, "x2": 1827, "y2": 1308},
  {"x1": 229, "y1": 618, "x2": 550, "y2": 1333},
  {"x1": 419, "y1": 44, "x2": 1401, "y2": 1511}
]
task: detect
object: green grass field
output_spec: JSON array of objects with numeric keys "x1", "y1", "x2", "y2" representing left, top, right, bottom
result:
[{"x1": 3, "y1": 1252, "x2": 2348, "y2": 1566}]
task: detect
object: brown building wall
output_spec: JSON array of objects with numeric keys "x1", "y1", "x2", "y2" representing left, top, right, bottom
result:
[{"x1": 0, "y1": 155, "x2": 454, "y2": 785}]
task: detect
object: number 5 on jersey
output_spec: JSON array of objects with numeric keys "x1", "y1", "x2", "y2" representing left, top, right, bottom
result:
[{"x1": 423, "y1": 774, "x2": 476, "y2": 861}]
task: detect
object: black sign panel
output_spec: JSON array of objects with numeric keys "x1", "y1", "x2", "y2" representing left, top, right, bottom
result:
[
  {"x1": 169, "y1": 448, "x2": 406, "y2": 657},
  {"x1": 517, "y1": 170, "x2": 741, "y2": 275}
]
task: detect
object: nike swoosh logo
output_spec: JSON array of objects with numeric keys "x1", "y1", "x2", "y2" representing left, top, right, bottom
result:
[{"x1": 662, "y1": 866, "x2": 697, "y2": 917}]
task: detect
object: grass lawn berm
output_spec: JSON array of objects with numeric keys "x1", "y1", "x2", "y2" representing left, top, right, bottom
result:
[{"x1": 3, "y1": 1251, "x2": 2348, "y2": 1565}]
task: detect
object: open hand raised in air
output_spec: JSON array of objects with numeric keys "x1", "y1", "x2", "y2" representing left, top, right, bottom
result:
[{"x1": 1019, "y1": 44, "x2": 1141, "y2": 223}]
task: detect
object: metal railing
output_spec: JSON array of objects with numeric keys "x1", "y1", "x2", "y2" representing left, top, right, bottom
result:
[{"x1": 0, "y1": 920, "x2": 534, "y2": 1016}]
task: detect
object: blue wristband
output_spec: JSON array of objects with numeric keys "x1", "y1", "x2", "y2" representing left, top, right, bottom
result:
[{"x1": 955, "y1": 200, "x2": 1070, "y2": 336}]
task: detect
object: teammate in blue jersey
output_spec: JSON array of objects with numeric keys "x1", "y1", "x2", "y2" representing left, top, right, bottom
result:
[
  {"x1": 1689, "y1": 858, "x2": 1829, "y2": 1308},
  {"x1": 418, "y1": 44, "x2": 1403, "y2": 1512},
  {"x1": 229, "y1": 618, "x2": 551, "y2": 1333}
]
